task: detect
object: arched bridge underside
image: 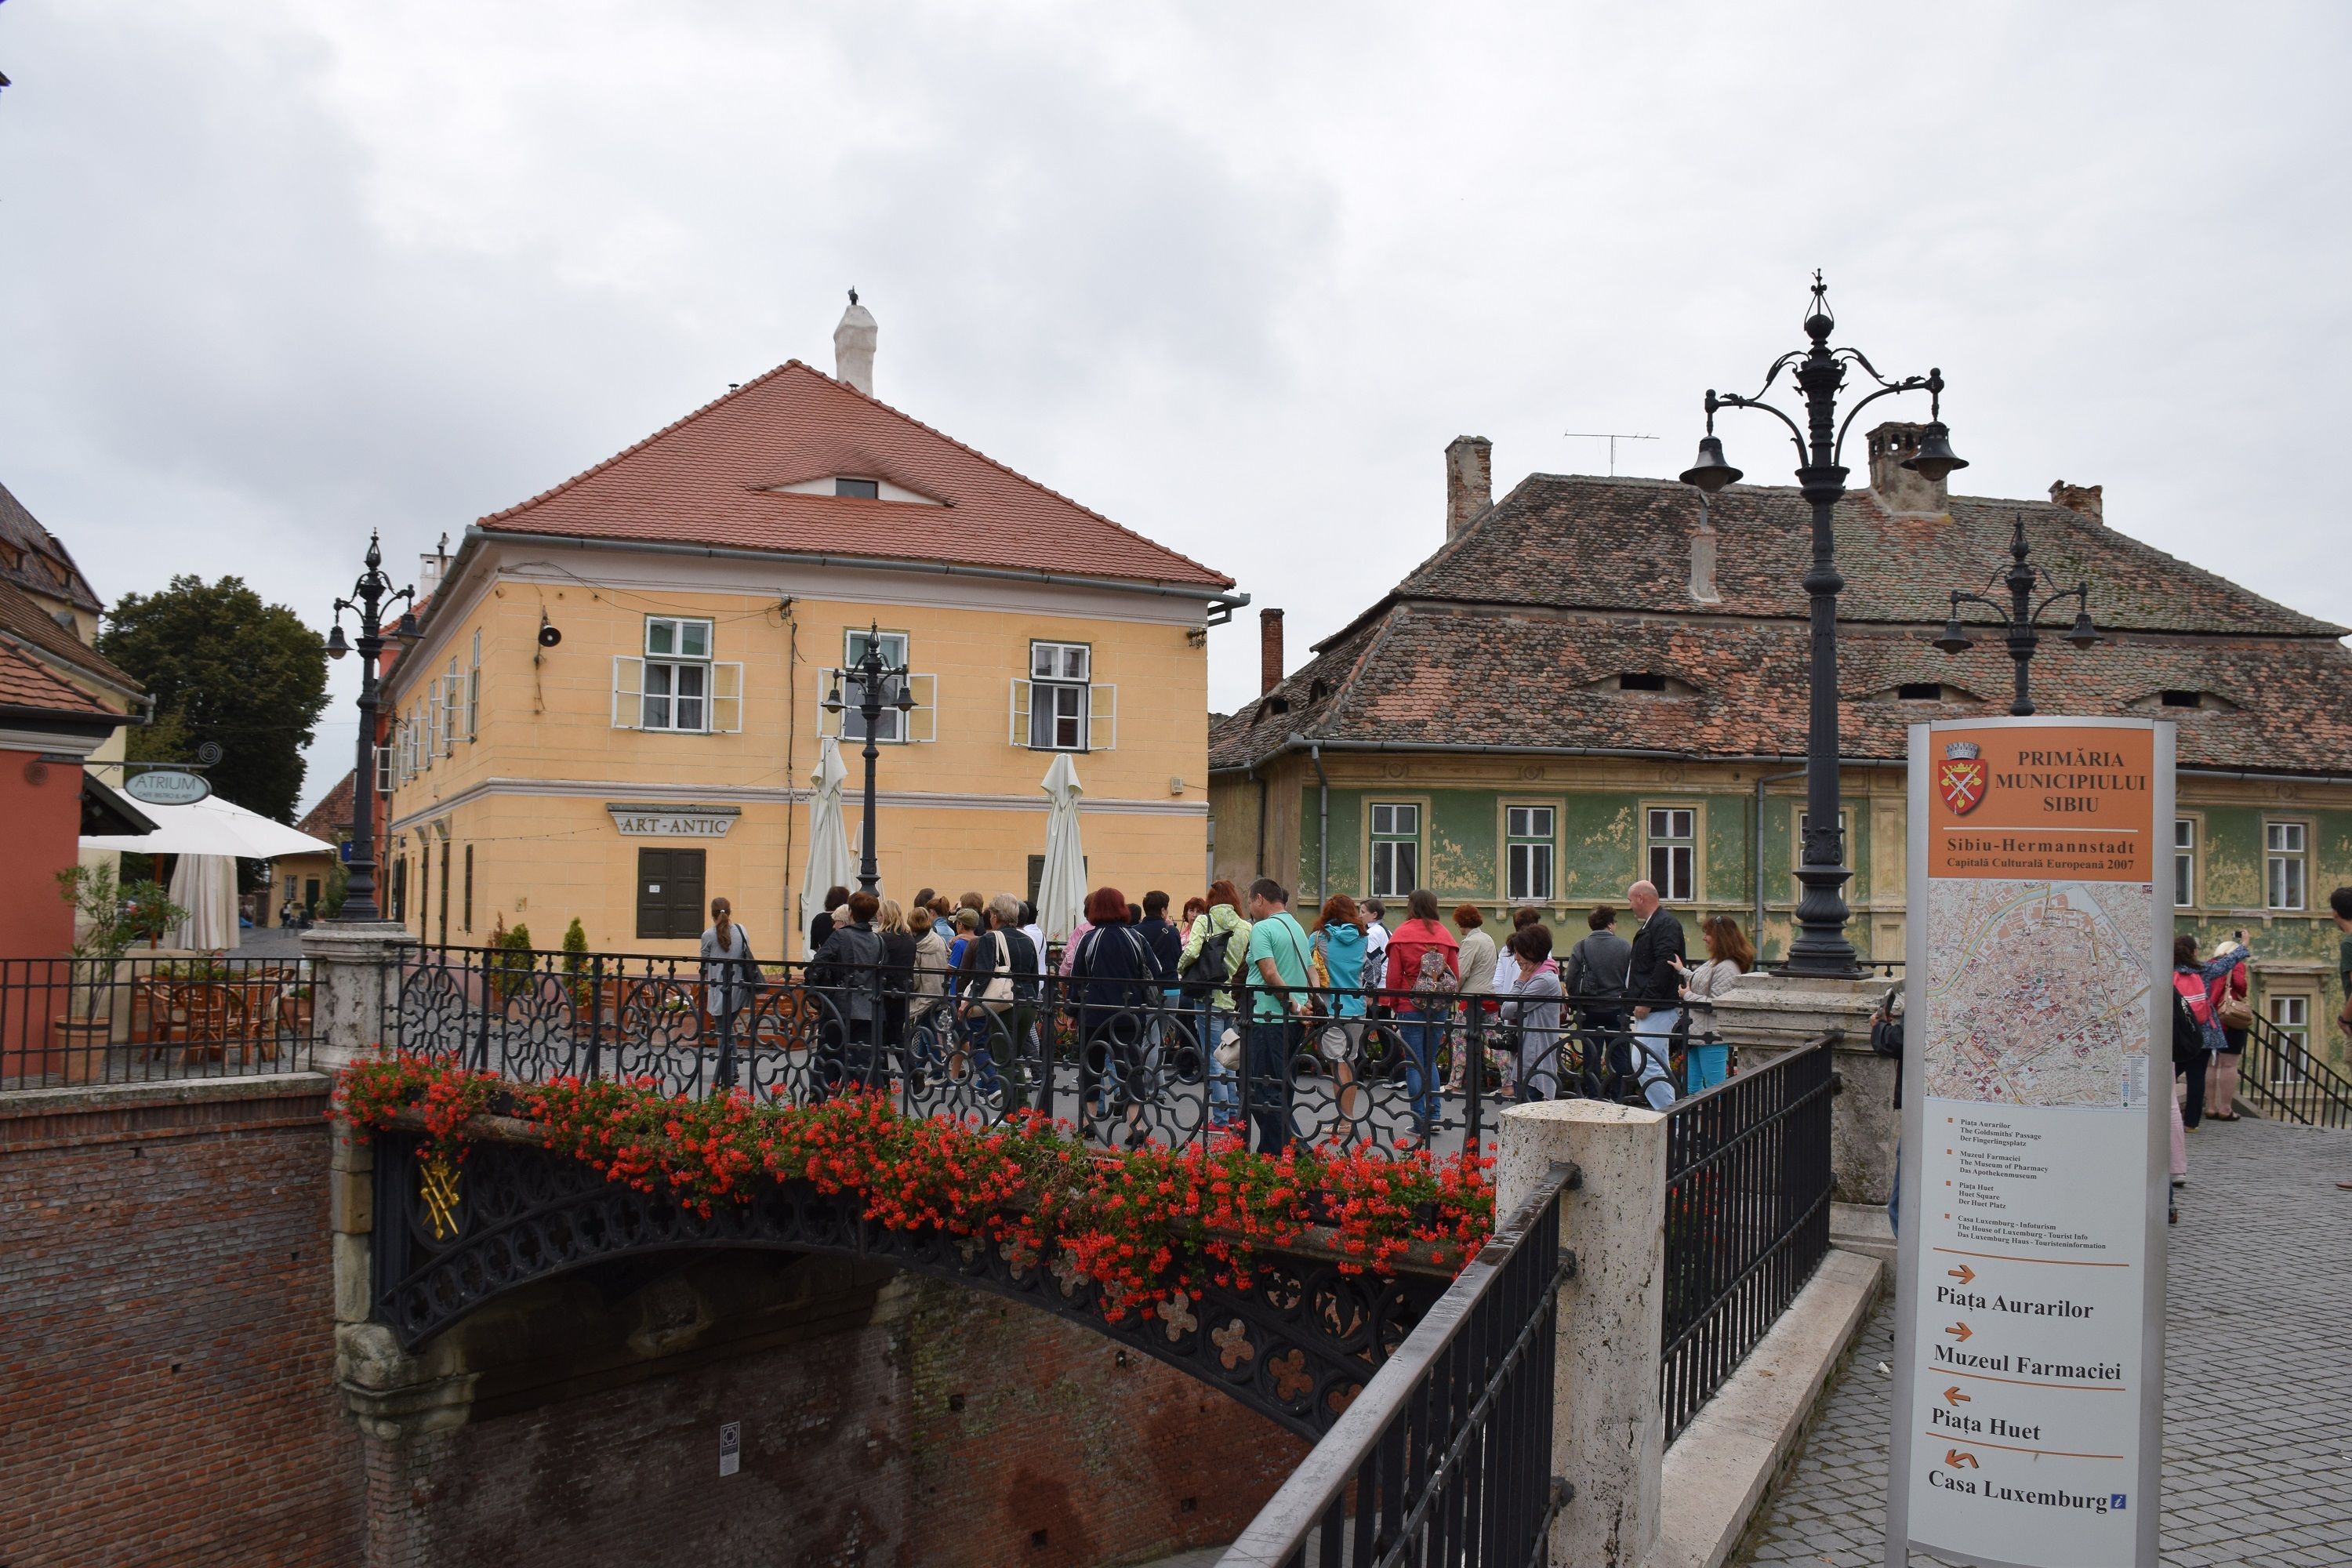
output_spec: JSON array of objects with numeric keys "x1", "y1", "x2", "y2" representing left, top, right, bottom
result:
[{"x1": 368, "y1": 1132, "x2": 1451, "y2": 1440}]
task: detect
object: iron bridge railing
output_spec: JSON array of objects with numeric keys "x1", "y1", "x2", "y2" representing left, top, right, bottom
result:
[
  {"x1": 388, "y1": 942, "x2": 1708, "y2": 1158},
  {"x1": 1660, "y1": 1034, "x2": 1835, "y2": 1441},
  {"x1": 1215, "y1": 1163, "x2": 1578, "y2": 1568},
  {"x1": 0, "y1": 954, "x2": 317, "y2": 1089}
]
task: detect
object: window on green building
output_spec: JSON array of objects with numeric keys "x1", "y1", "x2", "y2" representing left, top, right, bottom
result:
[
  {"x1": 2172, "y1": 818, "x2": 2196, "y2": 909},
  {"x1": 2268, "y1": 995, "x2": 2309, "y2": 1084},
  {"x1": 1505, "y1": 806, "x2": 1554, "y2": 902},
  {"x1": 2266, "y1": 821, "x2": 2307, "y2": 910},
  {"x1": 1646, "y1": 807, "x2": 1696, "y2": 902},
  {"x1": 1370, "y1": 803, "x2": 1420, "y2": 898}
]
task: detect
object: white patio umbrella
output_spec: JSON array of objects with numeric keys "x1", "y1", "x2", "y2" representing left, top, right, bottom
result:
[
  {"x1": 82, "y1": 793, "x2": 337, "y2": 859},
  {"x1": 1036, "y1": 752, "x2": 1088, "y2": 944},
  {"x1": 167, "y1": 853, "x2": 241, "y2": 951},
  {"x1": 799, "y1": 736, "x2": 857, "y2": 949}
]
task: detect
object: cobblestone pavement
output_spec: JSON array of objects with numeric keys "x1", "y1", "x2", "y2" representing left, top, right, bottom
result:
[{"x1": 1737, "y1": 1116, "x2": 2352, "y2": 1566}]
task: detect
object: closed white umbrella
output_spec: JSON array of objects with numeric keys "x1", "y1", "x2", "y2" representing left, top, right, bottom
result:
[
  {"x1": 1037, "y1": 752, "x2": 1087, "y2": 945},
  {"x1": 800, "y1": 736, "x2": 857, "y2": 950},
  {"x1": 168, "y1": 853, "x2": 241, "y2": 951}
]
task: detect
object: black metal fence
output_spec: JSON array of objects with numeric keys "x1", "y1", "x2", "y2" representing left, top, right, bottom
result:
[
  {"x1": 2238, "y1": 1010, "x2": 2352, "y2": 1130},
  {"x1": 1216, "y1": 1164, "x2": 1577, "y2": 1568},
  {"x1": 1658, "y1": 1036, "x2": 1835, "y2": 1441},
  {"x1": 0, "y1": 955, "x2": 317, "y2": 1089},
  {"x1": 389, "y1": 943, "x2": 1709, "y2": 1157}
]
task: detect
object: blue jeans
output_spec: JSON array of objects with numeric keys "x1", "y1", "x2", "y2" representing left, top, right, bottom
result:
[
  {"x1": 1632, "y1": 1007, "x2": 1681, "y2": 1109},
  {"x1": 1684, "y1": 1041, "x2": 1729, "y2": 1092},
  {"x1": 1399, "y1": 1006, "x2": 1445, "y2": 1134},
  {"x1": 1203, "y1": 1007, "x2": 1240, "y2": 1128}
]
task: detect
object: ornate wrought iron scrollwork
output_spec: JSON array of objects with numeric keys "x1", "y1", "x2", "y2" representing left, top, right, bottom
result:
[{"x1": 368, "y1": 1131, "x2": 1446, "y2": 1439}]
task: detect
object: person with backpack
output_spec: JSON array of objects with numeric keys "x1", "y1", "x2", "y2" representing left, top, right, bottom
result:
[
  {"x1": 1181, "y1": 880, "x2": 1253, "y2": 1135},
  {"x1": 1069, "y1": 886, "x2": 1165, "y2": 1147},
  {"x1": 2172, "y1": 934, "x2": 2249, "y2": 1130},
  {"x1": 1243, "y1": 879, "x2": 1315, "y2": 1153},
  {"x1": 1382, "y1": 889, "x2": 1461, "y2": 1147},
  {"x1": 699, "y1": 895, "x2": 759, "y2": 1093},
  {"x1": 808, "y1": 890, "x2": 885, "y2": 1098}
]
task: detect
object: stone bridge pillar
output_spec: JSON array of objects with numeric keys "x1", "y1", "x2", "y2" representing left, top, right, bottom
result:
[
  {"x1": 1498, "y1": 1099, "x2": 1666, "y2": 1568},
  {"x1": 303, "y1": 923, "x2": 416, "y2": 1073}
]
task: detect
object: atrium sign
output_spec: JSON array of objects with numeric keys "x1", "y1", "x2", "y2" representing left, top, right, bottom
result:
[
  {"x1": 604, "y1": 803, "x2": 740, "y2": 838},
  {"x1": 1889, "y1": 717, "x2": 2169, "y2": 1568},
  {"x1": 125, "y1": 769, "x2": 211, "y2": 807}
]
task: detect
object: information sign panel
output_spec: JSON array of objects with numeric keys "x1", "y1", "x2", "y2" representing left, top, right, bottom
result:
[{"x1": 1888, "y1": 717, "x2": 2169, "y2": 1568}]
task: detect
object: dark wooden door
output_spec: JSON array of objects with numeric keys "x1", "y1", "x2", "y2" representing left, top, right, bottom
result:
[{"x1": 636, "y1": 848, "x2": 707, "y2": 939}]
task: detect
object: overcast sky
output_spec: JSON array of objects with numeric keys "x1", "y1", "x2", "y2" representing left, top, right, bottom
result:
[{"x1": 5, "y1": 2, "x2": 2347, "y2": 817}]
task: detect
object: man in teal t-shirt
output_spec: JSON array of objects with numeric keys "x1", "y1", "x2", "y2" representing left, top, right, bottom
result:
[{"x1": 1242, "y1": 879, "x2": 1312, "y2": 1151}]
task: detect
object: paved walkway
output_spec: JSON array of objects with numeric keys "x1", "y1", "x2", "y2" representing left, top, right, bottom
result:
[{"x1": 1738, "y1": 1116, "x2": 2352, "y2": 1566}]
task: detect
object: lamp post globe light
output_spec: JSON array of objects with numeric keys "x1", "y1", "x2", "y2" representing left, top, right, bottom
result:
[
  {"x1": 324, "y1": 532, "x2": 418, "y2": 924},
  {"x1": 822, "y1": 621, "x2": 918, "y2": 896},
  {"x1": 1934, "y1": 513, "x2": 2103, "y2": 715},
  {"x1": 1680, "y1": 274, "x2": 1969, "y2": 978}
]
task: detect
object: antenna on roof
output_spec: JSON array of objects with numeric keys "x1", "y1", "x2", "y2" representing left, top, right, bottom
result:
[{"x1": 1561, "y1": 432, "x2": 1659, "y2": 477}]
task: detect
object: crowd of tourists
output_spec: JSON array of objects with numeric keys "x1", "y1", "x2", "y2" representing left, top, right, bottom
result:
[{"x1": 691, "y1": 875, "x2": 1760, "y2": 1146}]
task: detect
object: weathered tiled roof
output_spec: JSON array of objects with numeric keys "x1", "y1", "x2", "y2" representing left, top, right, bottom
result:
[
  {"x1": 0, "y1": 480, "x2": 102, "y2": 612},
  {"x1": 1369, "y1": 475, "x2": 2339, "y2": 640},
  {"x1": 0, "y1": 643, "x2": 113, "y2": 718},
  {"x1": 0, "y1": 577, "x2": 140, "y2": 696},
  {"x1": 296, "y1": 769, "x2": 355, "y2": 839},
  {"x1": 1217, "y1": 474, "x2": 2352, "y2": 779},
  {"x1": 480, "y1": 361, "x2": 1233, "y2": 590}
]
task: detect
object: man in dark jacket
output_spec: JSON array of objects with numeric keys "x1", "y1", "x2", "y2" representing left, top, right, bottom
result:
[
  {"x1": 956, "y1": 894, "x2": 1044, "y2": 1112},
  {"x1": 809, "y1": 891, "x2": 884, "y2": 1094},
  {"x1": 1624, "y1": 880, "x2": 1685, "y2": 1109},
  {"x1": 1563, "y1": 905, "x2": 1635, "y2": 1096}
]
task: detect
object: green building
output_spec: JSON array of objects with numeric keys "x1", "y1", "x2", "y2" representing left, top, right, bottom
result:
[{"x1": 1208, "y1": 428, "x2": 2352, "y2": 1072}]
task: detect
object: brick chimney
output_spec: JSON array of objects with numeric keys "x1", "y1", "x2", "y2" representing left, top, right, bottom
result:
[
  {"x1": 1259, "y1": 608, "x2": 1285, "y2": 695},
  {"x1": 1446, "y1": 437, "x2": 1492, "y2": 538},
  {"x1": 1865, "y1": 422, "x2": 1947, "y2": 514},
  {"x1": 2049, "y1": 481, "x2": 2103, "y2": 524}
]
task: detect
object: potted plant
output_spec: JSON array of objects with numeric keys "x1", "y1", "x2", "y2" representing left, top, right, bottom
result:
[{"x1": 53, "y1": 866, "x2": 187, "y2": 1080}]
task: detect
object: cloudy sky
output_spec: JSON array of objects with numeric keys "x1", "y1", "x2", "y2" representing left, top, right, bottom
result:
[{"x1": 4, "y1": 2, "x2": 2347, "y2": 816}]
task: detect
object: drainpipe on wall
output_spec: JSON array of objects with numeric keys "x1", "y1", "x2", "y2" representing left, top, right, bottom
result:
[
  {"x1": 1753, "y1": 767, "x2": 1807, "y2": 956},
  {"x1": 1290, "y1": 732, "x2": 1329, "y2": 905}
]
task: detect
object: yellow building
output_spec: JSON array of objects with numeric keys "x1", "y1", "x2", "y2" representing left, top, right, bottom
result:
[{"x1": 383, "y1": 310, "x2": 1242, "y2": 958}]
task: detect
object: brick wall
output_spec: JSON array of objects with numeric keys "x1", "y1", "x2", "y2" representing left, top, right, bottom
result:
[{"x1": 0, "y1": 1076, "x2": 365, "y2": 1566}]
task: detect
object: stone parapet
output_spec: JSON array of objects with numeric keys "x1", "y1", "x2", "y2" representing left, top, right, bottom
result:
[{"x1": 1713, "y1": 972, "x2": 1900, "y2": 1206}]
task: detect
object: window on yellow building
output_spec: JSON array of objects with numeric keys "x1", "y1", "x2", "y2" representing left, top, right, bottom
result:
[
  {"x1": 1013, "y1": 641, "x2": 1114, "y2": 751},
  {"x1": 612, "y1": 617, "x2": 742, "y2": 734}
]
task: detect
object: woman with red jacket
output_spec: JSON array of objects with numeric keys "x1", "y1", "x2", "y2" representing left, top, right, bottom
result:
[{"x1": 1382, "y1": 889, "x2": 1460, "y2": 1145}]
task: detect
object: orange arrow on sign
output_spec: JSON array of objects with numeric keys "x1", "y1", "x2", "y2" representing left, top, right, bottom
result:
[
  {"x1": 1942, "y1": 1386, "x2": 1972, "y2": 1406},
  {"x1": 1947, "y1": 1264, "x2": 1976, "y2": 1286},
  {"x1": 1944, "y1": 1322, "x2": 1973, "y2": 1343},
  {"x1": 1945, "y1": 1450, "x2": 1980, "y2": 1469}
]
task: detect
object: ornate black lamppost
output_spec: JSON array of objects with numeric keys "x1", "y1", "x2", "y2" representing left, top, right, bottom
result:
[
  {"x1": 1934, "y1": 514, "x2": 2103, "y2": 714},
  {"x1": 1679, "y1": 274, "x2": 1969, "y2": 977},
  {"x1": 324, "y1": 533, "x2": 417, "y2": 923},
  {"x1": 822, "y1": 622, "x2": 916, "y2": 896}
]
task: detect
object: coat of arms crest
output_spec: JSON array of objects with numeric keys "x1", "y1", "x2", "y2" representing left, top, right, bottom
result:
[{"x1": 1938, "y1": 739, "x2": 1987, "y2": 816}]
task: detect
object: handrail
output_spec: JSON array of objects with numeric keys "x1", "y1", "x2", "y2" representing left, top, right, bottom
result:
[
  {"x1": 1217, "y1": 1163, "x2": 1578, "y2": 1568},
  {"x1": 2237, "y1": 1010, "x2": 2352, "y2": 1131}
]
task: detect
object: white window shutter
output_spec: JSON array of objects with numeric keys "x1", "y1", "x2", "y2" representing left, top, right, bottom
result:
[
  {"x1": 906, "y1": 673, "x2": 937, "y2": 743},
  {"x1": 441, "y1": 676, "x2": 459, "y2": 757},
  {"x1": 375, "y1": 742, "x2": 394, "y2": 795},
  {"x1": 1087, "y1": 683, "x2": 1116, "y2": 751},
  {"x1": 815, "y1": 667, "x2": 843, "y2": 738},
  {"x1": 466, "y1": 666, "x2": 481, "y2": 741},
  {"x1": 1009, "y1": 677, "x2": 1031, "y2": 747},
  {"x1": 612, "y1": 656, "x2": 644, "y2": 729},
  {"x1": 711, "y1": 662, "x2": 743, "y2": 734}
]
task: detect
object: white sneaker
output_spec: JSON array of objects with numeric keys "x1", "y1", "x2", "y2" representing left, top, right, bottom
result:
[{"x1": 2170, "y1": 1174, "x2": 2187, "y2": 1189}]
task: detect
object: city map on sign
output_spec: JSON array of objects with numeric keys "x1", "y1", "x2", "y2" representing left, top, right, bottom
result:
[{"x1": 1924, "y1": 879, "x2": 2153, "y2": 1107}]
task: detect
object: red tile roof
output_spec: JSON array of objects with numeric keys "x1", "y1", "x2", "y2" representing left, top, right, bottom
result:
[
  {"x1": 296, "y1": 768, "x2": 355, "y2": 839},
  {"x1": 0, "y1": 644, "x2": 113, "y2": 717},
  {"x1": 479, "y1": 361, "x2": 1234, "y2": 590},
  {"x1": 0, "y1": 577, "x2": 140, "y2": 695}
]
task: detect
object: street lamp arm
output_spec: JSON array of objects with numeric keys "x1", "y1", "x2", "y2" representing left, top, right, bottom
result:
[
  {"x1": 1721, "y1": 350, "x2": 1809, "y2": 407},
  {"x1": 2031, "y1": 582, "x2": 2092, "y2": 626},
  {"x1": 1831, "y1": 377, "x2": 1931, "y2": 464},
  {"x1": 1947, "y1": 589, "x2": 2010, "y2": 626},
  {"x1": 1710, "y1": 392, "x2": 1809, "y2": 464}
]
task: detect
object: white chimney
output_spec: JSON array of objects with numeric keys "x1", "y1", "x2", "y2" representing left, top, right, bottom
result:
[{"x1": 834, "y1": 289, "x2": 877, "y2": 396}]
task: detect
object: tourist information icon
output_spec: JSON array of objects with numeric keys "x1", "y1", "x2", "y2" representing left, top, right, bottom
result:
[{"x1": 1889, "y1": 718, "x2": 2169, "y2": 1568}]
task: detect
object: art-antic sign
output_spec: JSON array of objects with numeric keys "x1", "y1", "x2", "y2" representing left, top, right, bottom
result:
[
  {"x1": 604, "y1": 803, "x2": 740, "y2": 838},
  {"x1": 1889, "y1": 717, "x2": 2169, "y2": 1568},
  {"x1": 124, "y1": 768, "x2": 212, "y2": 807}
]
